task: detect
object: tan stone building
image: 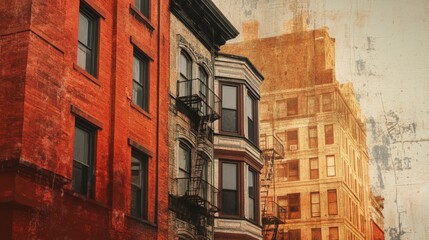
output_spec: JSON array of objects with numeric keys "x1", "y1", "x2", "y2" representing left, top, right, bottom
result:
[
  {"x1": 213, "y1": 53, "x2": 265, "y2": 239},
  {"x1": 167, "y1": 1, "x2": 238, "y2": 239},
  {"x1": 222, "y1": 27, "x2": 376, "y2": 240}
]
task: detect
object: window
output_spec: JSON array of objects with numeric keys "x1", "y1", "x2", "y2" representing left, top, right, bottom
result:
[
  {"x1": 311, "y1": 228, "x2": 321, "y2": 240},
  {"x1": 178, "y1": 142, "x2": 191, "y2": 195},
  {"x1": 199, "y1": 67, "x2": 209, "y2": 115},
  {"x1": 131, "y1": 150, "x2": 148, "y2": 219},
  {"x1": 246, "y1": 93, "x2": 257, "y2": 144},
  {"x1": 286, "y1": 130, "x2": 298, "y2": 151},
  {"x1": 329, "y1": 227, "x2": 339, "y2": 240},
  {"x1": 133, "y1": 51, "x2": 149, "y2": 111},
  {"x1": 308, "y1": 126, "x2": 318, "y2": 148},
  {"x1": 328, "y1": 189, "x2": 338, "y2": 215},
  {"x1": 77, "y1": 3, "x2": 99, "y2": 77},
  {"x1": 310, "y1": 192, "x2": 320, "y2": 217},
  {"x1": 221, "y1": 85, "x2": 238, "y2": 133},
  {"x1": 288, "y1": 160, "x2": 299, "y2": 181},
  {"x1": 308, "y1": 96, "x2": 318, "y2": 115},
  {"x1": 322, "y1": 93, "x2": 332, "y2": 112},
  {"x1": 310, "y1": 157, "x2": 319, "y2": 179},
  {"x1": 248, "y1": 169, "x2": 257, "y2": 221},
  {"x1": 326, "y1": 155, "x2": 336, "y2": 177},
  {"x1": 287, "y1": 229, "x2": 301, "y2": 240},
  {"x1": 221, "y1": 162, "x2": 238, "y2": 215},
  {"x1": 72, "y1": 119, "x2": 96, "y2": 197},
  {"x1": 179, "y1": 52, "x2": 192, "y2": 96},
  {"x1": 287, "y1": 97, "x2": 298, "y2": 116},
  {"x1": 288, "y1": 193, "x2": 300, "y2": 219},
  {"x1": 135, "y1": 0, "x2": 149, "y2": 18},
  {"x1": 325, "y1": 124, "x2": 334, "y2": 144}
]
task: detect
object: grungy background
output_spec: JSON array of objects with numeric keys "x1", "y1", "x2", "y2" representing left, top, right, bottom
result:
[{"x1": 212, "y1": 0, "x2": 429, "y2": 239}]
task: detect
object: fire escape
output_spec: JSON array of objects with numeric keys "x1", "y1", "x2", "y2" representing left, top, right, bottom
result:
[
  {"x1": 260, "y1": 134, "x2": 287, "y2": 240},
  {"x1": 170, "y1": 77, "x2": 221, "y2": 239}
]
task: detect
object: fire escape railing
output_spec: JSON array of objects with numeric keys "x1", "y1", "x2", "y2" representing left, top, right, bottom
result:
[
  {"x1": 177, "y1": 78, "x2": 221, "y2": 121},
  {"x1": 175, "y1": 177, "x2": 220, "y2": 213},
  {"x1": 260, "y1": 134, "x2": 284, "y2": 158},
  {"x1": 262, "y1": 200, "x2": 287, "y2": 225},
  {"x1": 260, "y1": 134, "x2": 285, "y2": 240}
]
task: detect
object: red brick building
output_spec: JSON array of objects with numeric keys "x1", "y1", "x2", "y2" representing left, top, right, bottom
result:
[{"x1": 0, "y1": 0, "x2": 169, "y2": 239}]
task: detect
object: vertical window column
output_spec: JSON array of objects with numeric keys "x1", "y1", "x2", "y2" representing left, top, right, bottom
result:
[
  {"x1": 248, "y1": 169, "x2": 256, "y2": 221},
  {"x1": 246, "y1": 93, "x2": 257, "y2": 144},
  {"x1": 77, "y1": 3, "x2": 99, "y2": 77},
  {"x1": 221, "y1": 85, "x2": 238, "y2": 133},
  {"x1": 221, "y1": 162, "x2": 238, "y2": 216},
  {"x1": 72, "y1": 120, "x2": 96, "y2": 197},
  {"x1": 131, "y1": 150, "x2": 148, "y2": 219},
  {"x1": 133, "y1": 51, "x2": 149, "y2": 111}
]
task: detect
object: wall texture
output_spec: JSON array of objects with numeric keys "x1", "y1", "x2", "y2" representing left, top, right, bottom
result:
[{"x1": 213, "y1": 0, "x2": 429, "y2": 239}]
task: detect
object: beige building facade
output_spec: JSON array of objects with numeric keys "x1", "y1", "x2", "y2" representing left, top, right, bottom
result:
[
  {"x1": 213, "y1": 53, "x2": 264, "y2": 240},
  {"x1": 222, "y1": 28, "x2": 375, "y2": 240}
]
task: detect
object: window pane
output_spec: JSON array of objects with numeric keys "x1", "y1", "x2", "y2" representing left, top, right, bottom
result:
[
  {"x1": 74, "y1": 127, "x2": 90, "y2": 165},
  {"x1": 222, "y1": 85, "x2": 237, "y2": 109},
  {"x1": 180, "y1": 52, "x2": 191, "y2": 79},
  {"x1": 133, "y1": 56, "x2": 140, "y2": 82},
  {"x1": 248, "y1": 198, "x2": 255, "y2": 220},
  {"x1": 222, "y1": 163, "x2": 237, "y2": 190},
  {"x1": 179, "y1": 144, "x2": 191, "y2": 173},
  {"x1": 248, "y1": 170, "x2": 254, "y2": 195},
  {"x1": 72, "y1": 162, "x2": 88, "y2": 195},
  {"x1": 132, "y1": 82, "x2": 143, "y2": 107},
  {"x1": 221, "y1": 109, "x2": 237, "y2": 132},
  {"x1": 78, "y1": 13, "x2": 89, "y2": 45},
  {"x1": 246, "y1": 94, "x2": 254, "y2": 120},
  {"x1": 131, "y1": 185, "x2": 142, "y2": 217},
  {"x1": 311, "y1": 228, "x2": 321, "y2": 240},
  {"x1": 131, "y1": 157, "x2": 141, "y2": 186},
  {"x1": 221, "y1": 190, "x2": 237, "y2": 215},
  {"x1": 287, "y1": 98, "x2": 298, "y2": 116}
]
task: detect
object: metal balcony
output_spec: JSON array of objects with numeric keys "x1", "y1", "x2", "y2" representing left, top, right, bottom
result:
[
  {"x1": 260, "y1": 134, "x2": 284, "y2": 159},
  {"x1": 174, "y1": 177, "x2": 219, "y2": 213},
  {"x1": 262, "y1": 200, "x2": 287, "y2": 225},
  {"x1": 177, "y1": 78, "x2": 221, "y2": 121}
]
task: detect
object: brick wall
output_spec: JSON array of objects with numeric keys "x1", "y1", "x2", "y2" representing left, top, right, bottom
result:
[{"x1": 0, "y1": 0, "x2": 170, "y2": 239}]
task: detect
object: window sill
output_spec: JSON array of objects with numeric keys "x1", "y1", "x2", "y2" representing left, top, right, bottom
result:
[
  {"x1": 131, "y1": 102, "x2": 152, "y2": 120},
  {"x1": 125, "y1": 214, "x2": 157, "y2": 228},
  {"x1": 73, "y1": 63, "x2": 100, "y2": 87},
  {"x1": 129, "y1": 4, "x2": 154, "y2": 32}
]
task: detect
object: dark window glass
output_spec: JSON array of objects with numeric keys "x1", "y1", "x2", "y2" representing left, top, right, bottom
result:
[
  {"x1": 288, "y1": 229, "x2": 301, "y2": 240},
  {"x1": 199, "y1": 67, "x2": 209, "y2": 115},
  {"x1": 328, "y1": 189, "x2": 338, "y2": 215},
  {"x1": 325, "y1": 124, "x2": 334, "y2": 144},
  {"x1": 288, "y1": 193, "x2": 300, "y2": 219},
  {"x1": 287, "y1": 130, "x2": 299, "y2": 151},
  {"x1": 221, "y1": 85, "x2": 238, "y2": 132},
  {"x1": 135, "y1": 0, "x2": 149, "y2": 18},
  {"x1": 248, "y1": 169, "x2": 256, "y2": 221},
  {"x1": 288, "y1": 160, "x2": 299, "y2": 181},
  {"x1": 311, "y1": 228, "x2": 322, "y2": 240},
  {"x1": 221, "y1": 162, "x2": 238, "y2": 215},
  {"x1": 77, "y1": 4, "x2": 98, "y2": 76},
  {"x1": 131, "y1": 150, "x2": 148, "y2": 219},
  {"x1": 72, "y1": 120, "x2": 96, "y2": 197},
  {"x1": 178, "y1": 143, "x2": 191, "y2": 195},
  {"x1": 133, "y1": 51, "x2": 149, "y2": 111},
  {"x1": 179, "y1": 52, "x2": 192, "y2": 96},
  {"x1": 329, "y1": 227, "x2": 339, "y2": 240},
  {"x1": 246, "y1": 93, "x2": 257, "y2": 144},
  {"x1": 287, "y1": 97, "x2": 298, "y2": 116}
]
